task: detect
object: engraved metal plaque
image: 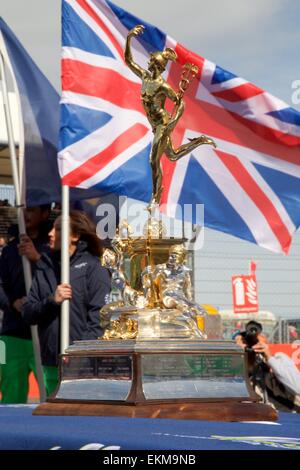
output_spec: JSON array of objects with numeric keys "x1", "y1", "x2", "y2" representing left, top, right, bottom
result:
[
  {"x1": 56, "y1": 355, "x2": 133, "y2": 401},
  {"x1": 141, "y1": 353, "x2": 248, "y2": 399}
]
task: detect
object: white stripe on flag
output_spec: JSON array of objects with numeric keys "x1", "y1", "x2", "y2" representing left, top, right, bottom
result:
[
  {"x1": 198, "y1": 152, "x2": 283, "y2": 253},
  {"x1": 76, "y1": 129, "x2": 152, "y2": 188},
  {"x1": 66, "y1": 0, "x2": 123, "y2": 60},
  {"x1": 238, "y1": 158, "x2": 295, "y2": 236},
  {"x1": 62, "y1": 46, "x2": 141, "y2": 84},
  {"x1": 61, "y1": 90, "x2": 149, "y2": 126},
  {"x1": 212, "y1": 136, "x2": 300, "y2": 178},
  {"x1": 58, "y1": 112, "x2": 140, "y2": 175}
]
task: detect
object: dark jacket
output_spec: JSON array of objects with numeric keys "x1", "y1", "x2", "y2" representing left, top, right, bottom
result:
[
  {"x1": 0, "y1": 234, "x2": 50, "y2": 339},
  {"x1": 22, "y1": 241, "x2": 111, "y2": 366}
]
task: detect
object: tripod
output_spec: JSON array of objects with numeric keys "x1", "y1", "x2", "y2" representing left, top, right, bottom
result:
[{"x1": 250, "y1": 352, "x2": 270, "y2": 404}]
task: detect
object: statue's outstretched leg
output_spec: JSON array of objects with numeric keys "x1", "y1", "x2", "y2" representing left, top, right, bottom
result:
[{"x1": 166, "y1": 135, "x2": 216, "y2": 162}]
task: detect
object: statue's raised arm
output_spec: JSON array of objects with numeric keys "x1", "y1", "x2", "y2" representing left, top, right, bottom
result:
[{"x1": 124, "y1": 25, "x2": 147, "y2": 79}]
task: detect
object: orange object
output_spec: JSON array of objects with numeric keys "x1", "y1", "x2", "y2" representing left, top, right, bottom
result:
[
  {"x1": 28, "y1": 372, "x2": 39, "y2": 400},
  {"x1": 269, "y1": 343, "x2": 300, "y2": 371}
]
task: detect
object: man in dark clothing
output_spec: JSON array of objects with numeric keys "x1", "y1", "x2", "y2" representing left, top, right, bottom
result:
[{"x1": 0, "y1": 206, "x2": 51, "y2": 403}]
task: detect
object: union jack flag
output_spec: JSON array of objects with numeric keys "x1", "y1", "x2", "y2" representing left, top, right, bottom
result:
[{"x1": 59, "y1": 0, "x2": 300, "y2": 254}]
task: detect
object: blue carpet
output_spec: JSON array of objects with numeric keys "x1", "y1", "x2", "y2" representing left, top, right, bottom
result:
[{"x1": 0, "y1": 405, "x2": 299, "y2": 450}]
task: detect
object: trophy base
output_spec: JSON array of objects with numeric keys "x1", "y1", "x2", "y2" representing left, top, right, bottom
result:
[
  {"x1": 34, "y1": 339, "x2": 277, "y2": 422},
  {"x1": 34, "y1": 400, "x2": 277, "y2": 422}
]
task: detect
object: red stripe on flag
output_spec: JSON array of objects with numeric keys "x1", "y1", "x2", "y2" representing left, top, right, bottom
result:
[
  {"x1": 169, "y1": 43, "x2": 300, "y2": 155},
  {"x1": 62, "y1": 59, "x2": 144, "y2": 114},
  {"x1": 175, "y1": 43, "x2": 205, "y2": 71},
  {"x1": 216, "y1": 149, "x2": 292, "y2": 253},
  {"x1": 228, "y1": 111, "x2": 300, "y2": 148},
  {"x1": 76, "y1": 0, "x2": 124, "y2": 59},
  {"x1": 62, "y1": 122, "x2": 149, "y2": 187},
  {"x1": 180, "y1": 94, "x2": 300, "y2": 164},
  {"x1": 212, "y1": 82, "x2": 263, "y2": 102}
]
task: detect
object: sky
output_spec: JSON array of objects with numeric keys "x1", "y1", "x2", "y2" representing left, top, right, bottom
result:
[
  {"x1": 1, "y1": 0, "x2": 300, "y2": 318},
  {"x1": 1, "y1": 0, "x2": 300, "y2": 110}
]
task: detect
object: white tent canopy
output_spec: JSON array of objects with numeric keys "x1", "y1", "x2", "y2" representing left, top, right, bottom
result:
[{"x1": 0, "y1": 90, "x2": 19, "y2": 184}]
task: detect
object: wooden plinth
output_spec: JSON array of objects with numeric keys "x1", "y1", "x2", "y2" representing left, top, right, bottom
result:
[{"x1": 33, "y1": 400, "x2": 277, "y2": 422}]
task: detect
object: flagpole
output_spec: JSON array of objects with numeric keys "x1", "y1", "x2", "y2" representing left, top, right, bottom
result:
[
  {"x1": 60, "y1": 184, "x2": 70, "y2": 353},
  {"x1": 0, "y1": 48, "x2": 46, "y2": 402}
]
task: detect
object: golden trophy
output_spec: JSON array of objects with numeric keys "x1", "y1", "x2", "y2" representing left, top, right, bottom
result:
[
  {"x1": 35, "y1": 27, "x2": 277, "y2": 422},
  {"x1": 125, "y1": 24, "x2": 216, "y2": 206}
]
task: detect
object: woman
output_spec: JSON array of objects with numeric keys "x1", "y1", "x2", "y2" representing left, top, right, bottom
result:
[{"x1": 23, "y1": 210, "x2": 111, "y2": 396}]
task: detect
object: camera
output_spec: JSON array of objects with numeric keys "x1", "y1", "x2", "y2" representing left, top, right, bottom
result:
[{"x1": 240, "y1": 320, "x2": 262, "y2": 353}]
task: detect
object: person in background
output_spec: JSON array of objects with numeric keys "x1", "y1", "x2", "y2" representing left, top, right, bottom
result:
[
  {"x1": 0, "y1": 237, "x2": 6, "y2": 256},
  {"x1": 23, "y1": 210, "x2": 111, "y2": 396},
  {"x1": 0, "y1": 205, "x2": 51, "y2": 403},
  {"x1": 288, "y1": 325, "x2": 298, "y2": 342},
  {"x1": 236, "y1": 332, "x2": 300, "y2": 412},
  {"x1": 252, "y1": 341, "x2": 300, "y2": 397},
  {"x1": 0, "y1": 199, "x2": 11, "y2": 207}
]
